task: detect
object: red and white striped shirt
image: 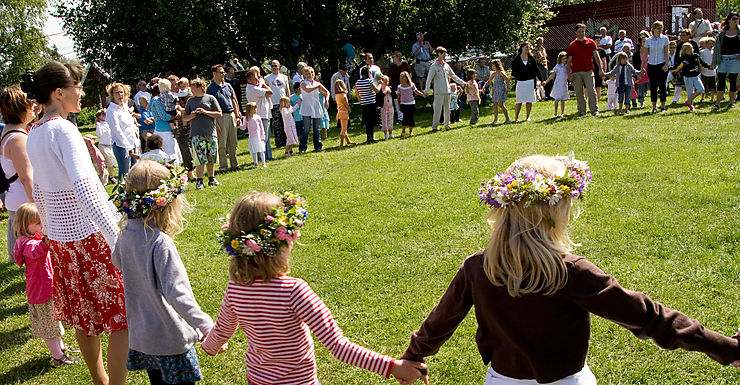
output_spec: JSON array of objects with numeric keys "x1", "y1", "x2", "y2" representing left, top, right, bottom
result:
[{"x1": 201, "y1": 276, "x2": 395, "y2": 385}]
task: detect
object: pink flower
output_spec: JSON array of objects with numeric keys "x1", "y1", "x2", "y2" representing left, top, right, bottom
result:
[
  {"x1": 275, "y1": 226, "x2": 289, "y2": 241},
  {"x1": 246, "y1": 239, "x2": 260, "y2": 252},
  {"x1": 295, "y1": 220, "x2": 303, "y2": 227},
  {"x1": 287, "y1": 230, "x2": 299, "y2": 242},
  {"x1": 265, "y1": 215, "x2": 274, "y2": 223},
  {"x1": 180, "y1": 174, "x2": 189, "y2": 183},
  {"x1": 155, "y1": 197, "x2": 167, "y2": 206},
  {"x1": 288, "y1": 198, "x2": 297, "y2": 205},
  {"x1": 221, "y1": 222, "x2": 230, "y2": 231}
]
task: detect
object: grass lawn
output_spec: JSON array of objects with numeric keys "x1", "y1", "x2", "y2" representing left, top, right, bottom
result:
[{"x1": 0, "y1": 95, "x2": 738, "y2": 384}]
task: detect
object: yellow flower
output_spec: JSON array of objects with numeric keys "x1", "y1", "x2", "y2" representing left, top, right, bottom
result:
[
  {"x1": 260, "y1": 228, "x2": 269, "y2": 236},
  {"x1": 562, "y1": 186, "x2": 570, "y2": 192},
  {"x1": 509, "y1": 181, "x2": 517, "y2": 187},
  {"x1": 230, "y1": 240, "x2": 240, "y2": 249}
]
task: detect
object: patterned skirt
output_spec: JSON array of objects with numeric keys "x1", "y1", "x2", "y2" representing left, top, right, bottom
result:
[
  {"x1": 128, "y1": 346, "x2": 202, "y2": 383},
  {"x1": 49, "y1": 232, "x2": 127, "y2": 336}
]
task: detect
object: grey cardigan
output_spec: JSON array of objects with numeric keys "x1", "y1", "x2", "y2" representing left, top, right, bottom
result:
[
  {"x1": 605, "y1": 63, "x2": 640, "y2": 86},
  {"x1": 112, "y1": 219, "x2": 213, "y2": 355}
]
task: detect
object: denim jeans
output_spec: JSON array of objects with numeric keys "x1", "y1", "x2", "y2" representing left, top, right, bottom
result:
[
  {"x1": 112, "y1": 144, "x2": 136, "y2": 180},
  {"x1": 617, "y1": 85, "x2": 631, "y2": 105},
  {"x1": 299, "y1": 117, "x2": 322, "y2": 152}
]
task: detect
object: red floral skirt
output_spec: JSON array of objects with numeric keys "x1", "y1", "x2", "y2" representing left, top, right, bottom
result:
[{"x1": 49, "y1": 232, "x2": 127, "y2": 336}]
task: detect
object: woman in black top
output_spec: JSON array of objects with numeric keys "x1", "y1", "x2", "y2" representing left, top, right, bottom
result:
[
  {"x1": 712, "y1": 12, "x2": 740, "y2": 110},
  {"x1": 511, "y1": 42, "x2": 544, "y2": 122}
]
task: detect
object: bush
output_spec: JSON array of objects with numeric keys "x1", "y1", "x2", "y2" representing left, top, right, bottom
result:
[{"x1": 76, "y1": 106, "x2": 98, "y2": 127}]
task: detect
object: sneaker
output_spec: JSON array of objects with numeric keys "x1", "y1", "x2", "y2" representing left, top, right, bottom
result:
[
  {"x1": 52, "y1": 353, "x2": 77, "y2": 367},
  {"x1": 208, "y1": 177, "x2": 220, "y2": 187},
  {"x1": 195, "y1": 180, "x2": 204, "y2": 190},
  {"x1": 712, "y1": 104, "x2": 720, "y2": 111}
]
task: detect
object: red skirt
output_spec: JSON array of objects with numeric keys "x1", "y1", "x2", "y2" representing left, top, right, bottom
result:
[{"x1": 49, "y1": 232, "x2": 127, "y2": 336}]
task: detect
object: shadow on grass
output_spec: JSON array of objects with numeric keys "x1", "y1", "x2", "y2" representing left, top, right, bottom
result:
[
  {"x1": 0, "y1": 325, "x2": 31, "y2": 351},
  {"x1": 0, "y1": 279, "x2": 25, "y2": 297},
  {"x1": 0, "y1": 356, "x2": 52, "y2": 383}
]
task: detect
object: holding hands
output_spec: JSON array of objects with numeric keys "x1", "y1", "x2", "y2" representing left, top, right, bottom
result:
[{"x1": 392, "y1": 359, "x2": 428, "y2": 385}]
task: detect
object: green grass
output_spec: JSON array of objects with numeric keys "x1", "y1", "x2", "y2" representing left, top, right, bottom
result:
[{"x1": 1, "y1": 95, "x2": 739, "y2": 384}]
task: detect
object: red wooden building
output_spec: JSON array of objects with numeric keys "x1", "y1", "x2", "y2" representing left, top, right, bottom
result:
[{"x1": 543, "y1": 0, "x2": 717, "y2": 61}]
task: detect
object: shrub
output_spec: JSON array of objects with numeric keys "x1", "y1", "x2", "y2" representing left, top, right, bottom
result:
[{"x1": 76, "y1": 106, "x2": 98, "y2": 127}]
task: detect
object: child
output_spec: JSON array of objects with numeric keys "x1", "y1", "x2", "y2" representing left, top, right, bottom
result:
[
  {"x1": 483, "y1": 59, "x2": 510, "y2": 124},
  {"x1": 83, "y1": 134, "x2": 108, "y2": 184},
  {"x1": 112, "y1": 161, "x2": 213, "y2": 385},
  {"x1": 465, "y1": 69, "x2": 481, "y2": 124},
  {"x1": 606, "y1": 77, "x2": 618, "y2": 111},
  {"x1": 279, "y1": 96, "x2": 301, "y2": 155},
  {"x1": 94, "y1": 109, "x2": 117, "y2": 184},
  {"x1": 543, "y1": 52, "x2": 569, "y2": 117},
  {"x1": 401, "y1": 154, "x2": 740, "y2": 385},
  {"x1": 605, "y1": 52, "x2": 642, "y2": 114},
  {"x1": 290, "y1": 83, "x2": 303, "y2": 150},
  {"x1": 699, "y1": 37, "x2": 716, "y2": 103},
  {"x1": 175, "y1": 77, "x2": 191, "y2": 98},
  {"x1": 140, "y1": 134, "x2": 175, "y2": 163},
  {"x1": 13, "y1": 203, "x2": 78, "y2": 367},
  {"x1": 333, "y1": 79, "x2": 355, "y2": 146},
  {"x1": 671, "y1": 42, "x2": 710, "y2": 111},
  {"x1": 448, "y1": 82, "x2": 461, "y2": 124},
  {"x1": 380, "y1": 75, "x2": 394, "y2": 139},
  {"x1": 240, "y1": 102, "x2": 266, "y2": 168},
  {"x1": 202, "y1": 192, "x2": 426, "y2": 384},
  {"x1": 158, "y1": 79, "x2": 183, "y2": 126},
  {"x1": 396, "y1": 71, "x2": 425, "y2": 137},
  {"x1": 317, "y1": 74, "x2": 330, "y2": 141}
]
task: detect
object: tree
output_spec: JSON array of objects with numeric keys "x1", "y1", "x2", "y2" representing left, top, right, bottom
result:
[
  {"x1": 58, "y1": 0, "x2": 556, "y2": 80},
  {"x1": 0, "y1": 0, "x2": 61, "y2": 86}
]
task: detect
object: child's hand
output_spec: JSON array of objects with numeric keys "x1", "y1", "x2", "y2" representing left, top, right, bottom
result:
[{"x1": 392, "y1": 359, "x2": 428, "y2": 385}]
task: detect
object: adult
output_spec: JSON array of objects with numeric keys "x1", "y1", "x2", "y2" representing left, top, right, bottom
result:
[
  {"x1": 567, "y1": 23, "x2": 603, "y2": 116},
  {"x1": 132, "y1": 79, "x2": 150, "y2": 109},
  {"x1": 173, "y1": 79, "x2": 196, "y2": 181},
  {"x1": 354, "y1": 67, "x2": 381, "y2": 143},
  {"x1": 183, "y1": 77, "x2": 222, "y2": 190},
  {"x1": 265, "y1": 60, "x2": 290, "y2": 149},
  {"x1": 149, "y1": 79, "x2": 182, "y2": 163},
  {"x1": 342, "y1": 41, "x2": 356, "y2": 69},
  {"x1": 225, "y1": 65, "x2": 243, "y2": 114},
  {"x1": 291, "y1": 62, "x2": 306, "y2": 89},
  {"x1": 136, "y1": 95, "x2": 155, "y2": 152},
  {"x1": 299, "y1": 66, "x2": 329, "y2": 151},
  {"x1": 363, "y1": 53, "x2": 382, "y2": 85},
  {"x1": 593, "y1": 36, "x2": 608, "y2": 101},
  {"x1": 388, "y1": 52, "x2": 412, "y2": 122},
  {"x1": 245, "y1": 66, "x2": 274, "y2": 160},
  {"x1": 671, "y1": 29, "x2": 700, "y2": 104},
  {"x1": 0, "y1": 86, "x2": 35, "y2": 261},
  {"x1": 599, "y1": 27, "x2": 613, "y2": 59},
  {"x1": 642, "y1": 21, "x2": 670, "y2": 113},
  {"x1": 424, "y1": 46, "x2": 465, "y2": 131},
  {"x1": 330, "y1": 66, "x2": 350, "y2": 102},
  {"x1": 613, "y1": 30, "x2": 634, "y2": 55},
  {"x1": 106, "y1": 82, "x2": 139, "y2": 180},
  {"x1": 412, "y1": 32, "x2": 433, "y2": 91},
  {"x1": 689, "y1": 8, "x2": 713, "y2": 45},
  {"x1": 475, "y1": 57, "x2": 491, "y2": 106},
  {"x1": 25, "y1": 60, "x2": 128, "y2": 385},
  {"x1": 712, "y1": 12, "x2": 740, "y2": 110},
  {"x1": 511, "y1": 42, "x2": 544, "y2": 122},
  {"x1": 207, "y1": 64, "x2": 241, "y2": 172},
  {"x1": 609, "y1": 43, "x2": 634, "y2": 70},
  {"x1": 533, "y1": 37, "x2": 550, "y2": 99}
]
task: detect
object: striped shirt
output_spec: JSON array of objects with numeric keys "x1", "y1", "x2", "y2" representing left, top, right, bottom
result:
[
  {"x1": 355, "y1": 79, "x2": 376, "y2": 105},
  {"x1": 201, "y1": 276, "x2": 394, "y2": 385}
]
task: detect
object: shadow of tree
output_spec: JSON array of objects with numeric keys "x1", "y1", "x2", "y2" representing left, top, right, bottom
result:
[
  {"x1": 0, "y1": 325, "x2": 31, "y2": 351},
  {"x1": 0, "y1": 356, "x2": 52, "y2": 384}
]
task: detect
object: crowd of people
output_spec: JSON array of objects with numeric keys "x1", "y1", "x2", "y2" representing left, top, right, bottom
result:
[{"x1": 0, "y1": 8, "x2": 739, "y2": 385}]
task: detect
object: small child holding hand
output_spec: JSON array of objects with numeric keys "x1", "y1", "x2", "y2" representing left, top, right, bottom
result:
[{"x1": 240, "y1": 102, "x2": 267, "y2": 168}]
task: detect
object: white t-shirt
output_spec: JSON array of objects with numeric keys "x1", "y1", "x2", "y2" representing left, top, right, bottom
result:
[
  {"x1": 133, "y1": 90, "x2": 151, "y2": 107},
  {"x1": 689, "y1": 19, "x2": 712, "y2": 44},
  {"x1": 367, "y1": 64, "x2": 382, "y2": 85},
  {"x1": 95, "y1": 121, "x2": 112, "y2": 146},
  {"x1": 291, "y1": 73, "x2": 303, "y2": 89},
  {"x1": 700, "y1": 48, "x2": 715, "y2": 77},
  {"x1": 600, "y1": 35, "x2": 613, "y2": 54},
  {"x1": 245, "y1": 82, "x2": 272, "y2": 119},
  {"x1": 265, "y1": 73, "x2": 289, "y2": 106}
]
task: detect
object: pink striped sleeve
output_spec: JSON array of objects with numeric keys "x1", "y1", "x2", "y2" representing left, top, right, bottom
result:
[
  {"x1": 201, "y1": 289, "x2": 239, "y2": 355},
  {"x1": 290, "y1": 280, "x2": 395, "y2": 378}
]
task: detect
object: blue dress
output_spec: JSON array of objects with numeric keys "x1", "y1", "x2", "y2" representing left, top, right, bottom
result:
[
  {"x1": 319, "y1": 94, "x2": 330, "y2": 129},
  {"x1": 491, "y1": 76, "x2": 508, "y2": 103}
]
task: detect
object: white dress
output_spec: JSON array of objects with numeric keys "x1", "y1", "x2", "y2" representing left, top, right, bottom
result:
[{"x1": 549, "y1": 64, "x2": 570, "y2": 101}]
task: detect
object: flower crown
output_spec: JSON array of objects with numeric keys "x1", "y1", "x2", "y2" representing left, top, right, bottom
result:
[
  {"x1": 478, "y1": 153, "x2": 592, "y2": 208},
  {"x1": 110, "y1": 163, "x2": 188, "y2": 218},
  {"x1": 220, "y1": 192, "x2": 307, "y2": 258}
]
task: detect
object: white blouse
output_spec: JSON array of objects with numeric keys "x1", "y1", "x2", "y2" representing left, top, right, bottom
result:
[{"x1": 106, "y1": 102, "x2": 137, "y2": 151}]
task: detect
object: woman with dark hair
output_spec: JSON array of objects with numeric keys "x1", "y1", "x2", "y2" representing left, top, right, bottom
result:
[
  {"x1": 24, "y1": 61, "x2": 128, "y2": 385},
  {"x1": 511, "y1": 42, "x2": 544, "y2": 122},
  {"x1": 354, "y1": 66, "x2": 380, "y2": 142},
  {"x1": 712, "y1": 12, "x2": 740, "y2": 110}
]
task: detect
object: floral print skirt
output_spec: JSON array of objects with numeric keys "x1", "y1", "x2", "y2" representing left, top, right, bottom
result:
[
  {"x1": 128, "y1": 346, "x2": 202, "y2": 383},
  {"x1": 49, "y1": 232, "x2": 127, "y2": 336}
]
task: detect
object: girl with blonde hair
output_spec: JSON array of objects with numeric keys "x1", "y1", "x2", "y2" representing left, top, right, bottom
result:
[
  {"x1": 333, "y1": 79, "x2": 355, "y2": 146},
  {"x1": 402, "y1": 154, "x2": 740, "y2": 385}
]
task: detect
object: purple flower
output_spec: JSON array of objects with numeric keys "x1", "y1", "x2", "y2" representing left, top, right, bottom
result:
[
  {"x1": 524, "y1": 169, "x2": 537, "y2": 182},
  {"x1": 265, "y1": 215, "x2": 274, "y2": 223}
]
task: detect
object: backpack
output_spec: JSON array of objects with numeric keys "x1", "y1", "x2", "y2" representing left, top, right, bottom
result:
[{"x1": 0, "y1": 129, "x2": 27, "y2": 194}]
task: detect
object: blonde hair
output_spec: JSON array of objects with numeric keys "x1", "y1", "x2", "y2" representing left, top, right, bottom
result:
[
  {"x1": 190, "y1": 77, "x2": 207, "y2": 91},
  {"x1": 381, "y1": 75, "x2": 390, "y2": 84},
  {"x1": 679, "y1": 42, "x2": 694, "y2": 56},
  {"x1": 123, "y1": 160, "x2": 189, "y2": 237},
  {"x1": 228, "y1": 193, "x2": 291, "y2": 285},
  {"x1": 399, "y1": 71, "x2": 412, "y2": 86},
  {"x1": 13, "y1": 203, "x2": 40, "y2": 239},
  {"x1": 615, "y1": 51, "x2": 629, "y2": 63},
  {"x1": 483, "y1": 155, "x2": 574, "y2": 297},
  {"x1": 106, "y1": 82, "x2": 126, "y2": 98},
  {"x1": 304, "y1": 66, "x2": 315, "y2": 77},
  {"x1": 245, "y1": 102, "x2": 257, "y2": 117},
  {"x1": 178, "y1": 77, "x2": 190, "y2": 88},
  {"x1": 651, "y1": 21, "x2": 664, "y2": 32},
  {"x1": 158, "y1": 78, "x2": 172, "y2": 93},
  {"x1": 279, "y1": 96, "x2": 291, "y2": 109},
  {"x1": 557, "y1": 51, "x2": 568, "y2": 65},
  {"x1": 334, "y1": 78, "x2": 347, "y2": 94}
]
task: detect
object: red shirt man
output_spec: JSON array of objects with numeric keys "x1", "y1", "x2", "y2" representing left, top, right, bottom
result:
[{"x1": 567, "y1": 38, "x2": 598, "y2": 73}]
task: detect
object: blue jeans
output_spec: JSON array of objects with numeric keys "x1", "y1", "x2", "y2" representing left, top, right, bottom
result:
[
  {"x1": 112, "y1": 144, "x2": 136, "y2": 180},
  {"x1": 261, "y1": 118, "x2": 273, "y2": 161},
  {"x1": 618, "y1": 85, "x2": 631, "y2": 105},
  {"x1": 300, "y1": 116, "x2": 322, "y2": 152},
  {"x1": 684, "y1": 76, "x2": 705, "y2": 98}
]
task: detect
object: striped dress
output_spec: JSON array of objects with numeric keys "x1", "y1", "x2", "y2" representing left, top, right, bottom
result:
[{"x1": 201, "y1": 276, "x2": 395, "y2": 385}]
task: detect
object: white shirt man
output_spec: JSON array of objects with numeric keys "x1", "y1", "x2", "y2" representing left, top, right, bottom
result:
[
  {"x1": 613, "y1": 30, "x2": 634, "y2": 54},
  {"x1": 599, "y1": 27, "x2": 613, "y2": 56},
  {"x1": 329, "y1": 67, "x2": 349, "y2": 101},
  {"x1": 133, "y1": 80, "x2": 151, "y2": 108},
  {"x1": 265, "y1": 60, "x2": 290, "y2": 107},
  {"x1": 363, "y1": 53, "x2": 382, "y2": 86},
  {"x1": 688, "y1": 8, "x2": 712, "y2": 45},
  {"x1": 291, "y1": 62, "x2": 305, "y2": 89}
]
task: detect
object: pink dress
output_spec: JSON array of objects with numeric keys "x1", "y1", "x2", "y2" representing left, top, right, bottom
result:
[
  {"x1": 380, "y1": 87, "x2": 394, "y2": 132},
  {"x1": 280, "y1": 105, "x2": 300, "y2": 146}
]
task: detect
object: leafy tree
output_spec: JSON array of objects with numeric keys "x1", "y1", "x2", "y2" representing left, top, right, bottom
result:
[{"x1": 0, "y1": 0, "x2": 61, "y2": 86}]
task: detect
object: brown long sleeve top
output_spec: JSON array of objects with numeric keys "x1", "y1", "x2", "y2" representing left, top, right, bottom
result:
[{"x1": 402, "y1": 252, "x2": 740, "y2": 383}]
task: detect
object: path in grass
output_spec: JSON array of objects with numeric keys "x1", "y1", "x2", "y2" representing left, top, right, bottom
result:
[{"x1": 0, "y1": 98, "x2": 738, "y2": 384}]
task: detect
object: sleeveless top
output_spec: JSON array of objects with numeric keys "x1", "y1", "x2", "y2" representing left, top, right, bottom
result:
[{"x1": 0, "y1": 131, "x2": 29, "y2": 211}]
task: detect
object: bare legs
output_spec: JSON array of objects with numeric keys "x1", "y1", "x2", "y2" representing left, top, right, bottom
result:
[
  {"x1": 195, "y1": 164, "x2": 215, "y2": 179},
  {"x1": 75, "y1": 329, "x2": 129, "y2": 385}
]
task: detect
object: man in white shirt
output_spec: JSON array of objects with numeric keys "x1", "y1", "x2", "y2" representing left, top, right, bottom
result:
[
  {"x1": 599, "y1": 27, "x2": 613, "y2": 59},
  {"x1": 291, "y1": 62, "x2": 305, "y2": 89},
  {"x1": 688, "y1": 8, "x2": 712, "y2": 45},
  {"x1": 265, "y1": 60, "x2": 290, "y2": 148},
  {"x1": 245, "y1": 67, "x2": 274, "y2": 161},
  {"x1": 133, "y1": 80, "x2": 151, "y2": 109},
  {"x1": 613, "y1": 30, "x2": 633, "y2": 54},
  {"x1": 363, "y1": 53, "x2": 382, "y2": 85},
  {"x1": 329, "y1": 66, "x2": 349, "y2": 102}
]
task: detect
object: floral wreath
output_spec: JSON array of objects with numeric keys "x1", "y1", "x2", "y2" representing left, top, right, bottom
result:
[
  {"x1": 220, "y1": 192, "x2": 307, "y2": 258},
  {"x1": 110, "y1": 163, "x2": 188, "y2": 218},
  {"x1": 478, "y1": 153, "x2": 592, "y2": 209}
]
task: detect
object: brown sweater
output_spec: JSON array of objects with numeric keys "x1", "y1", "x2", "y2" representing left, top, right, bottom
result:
[{"x1": 402, "y1": 252, "x2": 740, "y2": 383}]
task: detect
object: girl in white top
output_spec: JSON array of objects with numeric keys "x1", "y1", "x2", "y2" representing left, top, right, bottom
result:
[
  {"x1": 106, "y1": 82, "x2": 139, "y2": 180},
  {"x1": 278, "y1": 96, "x2": 301, "y2": 156},
  {"x1": 0, "y1": 85, "x2": 37, "y2": 261},
  {"x1": 94, "y1": 109, "x2": 117, "y2": 183},
  {"x1": 24, "y1": 61, "x2": 128, "y2": 385},
  {"x1": 641, "y1": 21, "x2": 671, "y2": 112},
  {"x1": 299, "y1": 67, "x2": 329, "y2": 152}
]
